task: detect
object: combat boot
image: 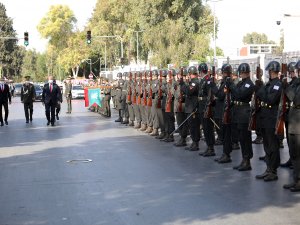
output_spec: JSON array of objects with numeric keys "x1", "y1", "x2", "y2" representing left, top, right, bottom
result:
[
  {"x1": 290, "y1": 181, "x2": 300, "y2": 192},
  {"x1": 233, "y1": 159, "x2": 245, "y2": 170},
  {"x1": 280, "y1": 159, "x2": 292, "y2": 168},
  {"x1": 134, "y1": 122, "x2": 141, "y2": 129},
  {"x1": 232, "y1": 142, "x2": 240, "y2": 150},
  {"x1": 115, "y1": 117, "x2": 123, "y2": 122},
  {"x1": 150, "y1": 128, "x2": 159, "y2": 136},
  {"x1": 156, "y1": 131, "x2": 166, "y2": 139},
  {"x1": 174, "y1": 137, "x2": 187, "y2": 147},
  {"x1": 185, "y1": 142, "x2": 199, "y2": 151},
  {"x1": 201, "y1": 146, "x2": 216, "y2": 157},
  {"x1": 252, "y1": 136, "x2": 263, "y2": 144},
  {"x1": 121, "y1": 119, "x2": 129, "y2": 125},
  {"x1": 215, "y1": 138, "x2": 223, "y2": 145},
  {"x1": 145, "y1": 126, "x2": 153, "y2": 133},
  {"x1": 164, "y1": 134, "x2": 174, "y2": 142},
  {"x1": 161, "y1": 134, "x2": 170, "y2": 142},
  {"x1": 139, "y1": 124, "x2": 147, "y2": 131},
  {"x1": 128, "y1": 121, "x2": 134, "y2": 126},
  {"x1": 215, "y1": 153, "x2": 231, "y2": 163},
  {"x1": 238, "y1": 159, "x2": 252, "y2": 171},
  {"x1": 256, "y1": 168, "x2": 272, "y2": 179}
]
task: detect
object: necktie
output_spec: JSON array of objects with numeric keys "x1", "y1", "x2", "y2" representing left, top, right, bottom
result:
[{"x1": 50, "y1": 83, "x2": 52, "y2": 92}]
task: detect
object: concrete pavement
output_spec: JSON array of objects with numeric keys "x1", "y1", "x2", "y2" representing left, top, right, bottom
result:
[{"x1": 0, "y1": 97, "x2": 299, "y2": 225}]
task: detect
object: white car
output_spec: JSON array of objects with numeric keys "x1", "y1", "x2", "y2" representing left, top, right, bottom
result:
[{"x1": 71, "y1": 85, "x2": 85, "y2": 99}]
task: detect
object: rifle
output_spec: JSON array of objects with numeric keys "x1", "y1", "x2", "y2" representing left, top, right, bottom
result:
[
  {"x1": 170, "y1": 108, "x2": 198, "y2": 136},
  {"x1": 248, "y1": 63, "x2": 262, "y2": 131},
  {"x1": 127, "y1": 71, "x2": 132, "y2": 102},
  {"x1": 132, "y1": 72, "x2": 137, "y2": 105},
  {"x1": 204, "y1": 66, "x2": 215, "y2": 119},
  {"x1": 143, "y1": 70, "x2": 148, "y2": 106},
  {"x1": 165, "y1": 70, "x2": 173, "y2": 112},
  {"x1": 147, "y1": 69, "x2": 153, "y2": 107},
  {"x1": 157, "y1": 70, "x2": 163, "y2": 108},
  {"x1": 178, "y1": 67, "x2": 184, "y2": 112},
  {"x1": 137, "y1": 72, "x2": 142, "y2": 105},
  {"x1": 222, "y1": 76, "x2": 231, "y2": 124},
  {"x1": 275, "y1": 62, "x2": 287, "y2": 136}
]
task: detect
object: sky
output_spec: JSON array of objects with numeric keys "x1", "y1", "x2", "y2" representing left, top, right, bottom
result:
[{"x1": 1, "y1": 0, "x2": 300, "y2": 56}]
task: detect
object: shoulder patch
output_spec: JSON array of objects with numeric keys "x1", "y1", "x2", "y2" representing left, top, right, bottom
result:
[
  {"x1": 273, "y1": 85, "x2": 279, "y2": 90},
  {"x1": 245, "y1": 83, "x2": 250, "y2": 88}
]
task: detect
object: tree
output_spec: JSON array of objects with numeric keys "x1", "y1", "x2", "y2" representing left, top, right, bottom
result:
[
  {"x1": 37, "y1": 5, "x2": 77, "y2": 50},
  {"x1": 0, "y1": 3, "x2": 20, "y2": 78},
  {"x1": 88, "y1": 0, "x2": 217, "y2": 67},
  {"x1": 243, "y1": 32, "x2": 276, "y2": 45}
]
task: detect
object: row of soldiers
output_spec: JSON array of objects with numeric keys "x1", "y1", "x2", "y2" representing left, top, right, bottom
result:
[{"x1": 111, "y1": 60, "x2": 300, "y2": 192}]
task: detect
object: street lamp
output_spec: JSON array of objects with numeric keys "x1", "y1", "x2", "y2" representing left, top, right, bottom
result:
[
  {"x1": 206, "y1": 0, "x2": 223, "y2": 66},
  {"x1": 133, "y1": 30, "x2": 144, "y2": 64}
]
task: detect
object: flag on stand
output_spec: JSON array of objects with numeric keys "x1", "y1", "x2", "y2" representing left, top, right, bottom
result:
[{"x1": 84, "y1": 88, "x2": 102, "y2": 107}]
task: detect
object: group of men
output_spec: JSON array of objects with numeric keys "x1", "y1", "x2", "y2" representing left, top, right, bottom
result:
[
  {"x1": 112, "y1": 61, "x2": 300, "y2": 192},
  {"x1": 0, "y1": 75, "x2": 73, "y2": 127}
]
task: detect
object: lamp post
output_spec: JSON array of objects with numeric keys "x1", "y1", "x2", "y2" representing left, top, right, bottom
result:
[
  {"x1": 133, "y1": 30, "x2": 144, "y2": 64},
  {"x1": 206, "y1": 0, "x2": 222, "y2": 66}
]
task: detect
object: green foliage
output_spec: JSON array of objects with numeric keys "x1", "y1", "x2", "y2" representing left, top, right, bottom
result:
[
  {"x1": 88, "y1": 0, "x2": 218, "y2": 67},
  {"x1": 37, "y1": 5, "x2": 77, "y2": 50},
  {"x1": 243, "y1": 32, "x2": 276, "y2": 45},
  {"x1": 0, "y1": 3, "x2": 21, "y2": 78}
]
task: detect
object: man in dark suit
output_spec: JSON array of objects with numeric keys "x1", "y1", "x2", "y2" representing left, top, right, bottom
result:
[
  {"x1": 21, "y1": 76, "x2": 36, "y2": 123},
  {"x1": 0, "y1": 78, "x2": 11, "y2": 127},
  {"x1": 0, "y1": 77, "x2": 11, "y2": 126},
  {"x1": 42, "y1": 75, "x2": 62, "y2": 126}
]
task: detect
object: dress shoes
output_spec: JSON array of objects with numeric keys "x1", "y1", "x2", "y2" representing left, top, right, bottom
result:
[
  {"x1": 283, "y1": 182, "x2": 296, "y2": 189},
  {"x1": 280, "y1": 159, "x2": 292, "y2": 168},
  {"x1": 217, "y1": 154, "x2": 232, "y2": 163},
  {"x1": 264, "y1": 173, "x2": 278, "y2": 182},
  {"x1": 252, "y1": 137, "x2": 263, "y2": 144},
  {"x1": 290, "y1": 182, "x2": 300, "y2": 192},
  {"x1": 232, "y1": 143, "x2": 240, "y2": 150}
]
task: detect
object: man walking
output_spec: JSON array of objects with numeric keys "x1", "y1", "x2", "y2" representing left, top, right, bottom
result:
[
  {"x1": 21, "y1": 76, "x2": 36, "y2": 123},
  {"x1": 42, "y1": 75, "x2": 62, "y2": 126},
  {"x1": 0, "y1": 77, "x2": 11, "y2": 126}
]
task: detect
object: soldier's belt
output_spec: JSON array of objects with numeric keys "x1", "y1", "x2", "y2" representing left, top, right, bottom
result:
[
  {"x1": 260, "y1": 102, "x2": 273, "y2": 108},
  {"x1": 198, "y1": 97, "x2": 207, "y2": 101},
  {"x1": 233, "y1": 101, "x2": 249, "y2": 106}
]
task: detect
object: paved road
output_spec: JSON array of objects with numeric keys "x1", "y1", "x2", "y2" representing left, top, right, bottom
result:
[{"x1": 0, "y1": 96, "x2": 299, "y2": 225}]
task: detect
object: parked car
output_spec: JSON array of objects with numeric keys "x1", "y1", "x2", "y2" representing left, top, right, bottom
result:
[
  {"x1": 14, "y1": 83, "x2": 22, "y2": 96},
  {"x1": 34, "y1": 84, "x2": 43, "y2": 101},
  {"x1": 72, "y1": 85, "x2": 84, "y2": 99}
]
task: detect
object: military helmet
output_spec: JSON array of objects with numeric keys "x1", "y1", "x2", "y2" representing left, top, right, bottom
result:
[
  {"x1": 198, "y1": 63, "x2": 208, "y2": 74},
  {"x1": 162, "y1": 70, "x2": 168, "y2": 77},
  {"x1": 170, "y1": 69, "x2": 177, "y2": 76},
  {"x1": 188, "y1": 66, "x2": 198, "y2": 75},
  {"x1": 265, "y1": 61, "x2": 280, "y2": 72},
  {"x1": 117, "y1": 72, "x2": 122, "y2": 78},
  {"x1": 182, "y1": 68, "x2": 188, "y2": 76},
  {"x1": 237, "y1": 63, "x2": 250, "y2": 74},
  {"x1": 295, "y1": 60, "x2": 300, "y2": 70},
  {"x1": 152, "y1": 70, "x2": 159, "y2": 76},
  {"x1": 221, "y1": 64, "x2": 232, "y2": 74},
  {"x1": 287, "y1": 62, "x2": 296, "y2": 72}
]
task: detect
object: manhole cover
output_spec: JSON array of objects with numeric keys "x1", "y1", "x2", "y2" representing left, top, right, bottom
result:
[{"x1": 66, "y1": 159, "x2": 93, "y2": 163}]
